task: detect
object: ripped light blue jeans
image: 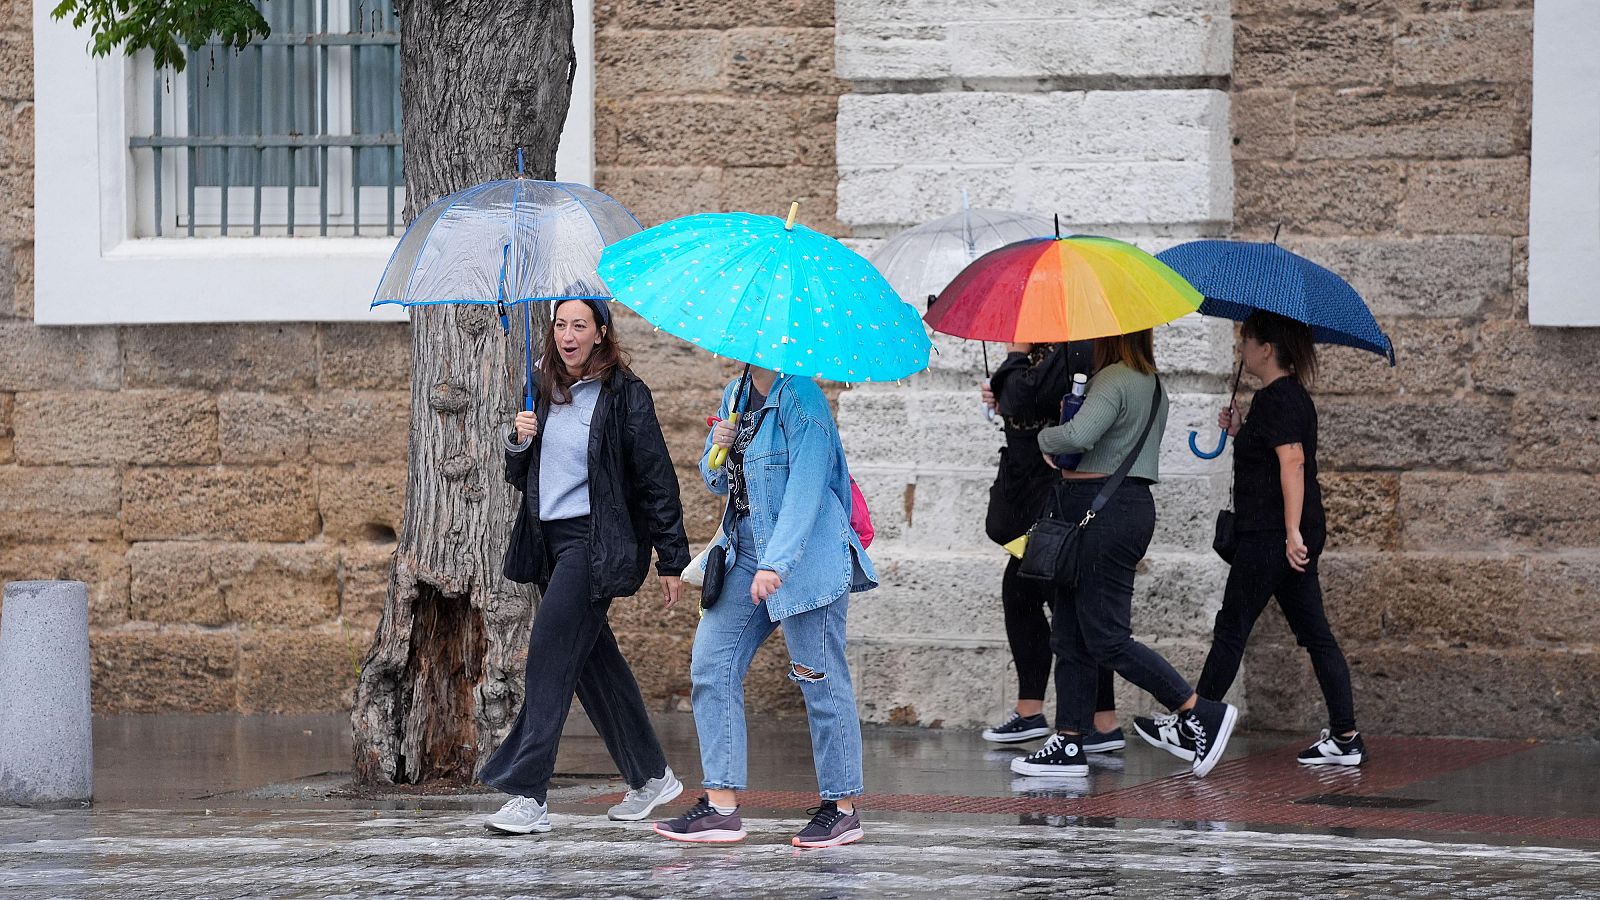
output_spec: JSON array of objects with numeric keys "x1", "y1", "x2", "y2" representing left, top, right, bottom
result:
[{"x1": 690, "y1": 516, "x2": 863, "y2": 800}]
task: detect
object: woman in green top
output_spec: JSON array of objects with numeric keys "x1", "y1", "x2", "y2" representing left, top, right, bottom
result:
[{"x1": 1008, "y1": 330, "x2": 1240, "y2": 780}]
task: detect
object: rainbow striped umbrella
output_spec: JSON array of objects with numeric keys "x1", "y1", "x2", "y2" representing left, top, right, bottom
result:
[{"x1": 924, "y1": 234, "x2": 1202, "y2": 342}]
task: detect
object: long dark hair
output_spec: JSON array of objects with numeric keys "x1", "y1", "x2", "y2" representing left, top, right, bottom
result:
[
  {"x1": 1241, "y1": 310, "x2": 1317, "y2": 385},
  {"x1": 537, "y1": 299, "x2": 631, "y2": 409},
  {"x1": 1093, "y1": 329, "x2": 1157, "y2": 375}
]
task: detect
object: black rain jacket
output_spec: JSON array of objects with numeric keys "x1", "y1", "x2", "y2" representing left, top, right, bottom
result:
[{"x1": 502, "y1": 367, "x2": 691, "y2": 601}]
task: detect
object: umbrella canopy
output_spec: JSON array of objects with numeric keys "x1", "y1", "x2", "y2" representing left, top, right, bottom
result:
[
  {"x1": 597, "y1": 209, "x2": 932, "y2": 384},
  {"x1": 871, "y1": 208, "x2": 1052, "y2": 303},
  {"x1": 926, "y1": 235, "x2": 1202, "y2": 343},
  {"x1": 1155, "y1": 239, "x2": 1395, "y2": 363},
  {"x1": 371, "y1": 178, "x2": 642, "y2": 310}
]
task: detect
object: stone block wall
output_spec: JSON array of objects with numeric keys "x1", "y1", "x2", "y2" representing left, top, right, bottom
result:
[
  {"x1": 833, "y1": 0, "x2": 1240, "y2": 729},
  {"x1": 1231, "y1": 1, "x2": 1599, "y2": 740}
]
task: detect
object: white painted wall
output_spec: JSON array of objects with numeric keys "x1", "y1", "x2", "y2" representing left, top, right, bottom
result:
[{"x1": 1529, "y1": 0, "x2": 1600, "y2": 328}]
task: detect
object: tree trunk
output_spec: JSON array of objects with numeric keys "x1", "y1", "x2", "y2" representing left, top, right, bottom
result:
[{"x1": 351, "y1": 0, "x2": 576, "y2": 785}]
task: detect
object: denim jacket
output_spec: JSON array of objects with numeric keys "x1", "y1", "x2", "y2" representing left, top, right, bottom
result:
[{"x1": 699, "y1": 374, "x2": 877, "y2": 621}]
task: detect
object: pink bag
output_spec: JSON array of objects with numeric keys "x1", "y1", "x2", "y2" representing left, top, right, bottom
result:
[{"x1": 849, "y1": 476, "x2": 874, "y2": 548}]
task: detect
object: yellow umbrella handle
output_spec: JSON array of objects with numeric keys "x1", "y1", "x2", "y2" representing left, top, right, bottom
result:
[{"x1": 708, "y1": 412, "x2": 740, "y2": 469}]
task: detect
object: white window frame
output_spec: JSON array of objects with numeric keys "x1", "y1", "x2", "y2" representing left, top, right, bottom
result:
[
  {"x1": 33, "y1": 0, "x2": 595, "y2": 325},
  {"x1": 1529, "y1": 0, "x2": 1600, "y2": 327}
]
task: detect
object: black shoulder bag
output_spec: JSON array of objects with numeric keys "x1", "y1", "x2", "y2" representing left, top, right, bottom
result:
[{"x1": 1018, "y1": 377, "x2": 1162, "y2": 586}]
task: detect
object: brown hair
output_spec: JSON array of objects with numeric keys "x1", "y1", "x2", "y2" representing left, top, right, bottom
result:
[
  {"x1": 537, "y1": 299, "x2": 631, "y2": 409},
  {"x1": 1092, "y1": 329, "x2": 1157, "y2": 375},
  {"x1": 1241, "y1": 310, "x2": 1317, "y2": 385}
]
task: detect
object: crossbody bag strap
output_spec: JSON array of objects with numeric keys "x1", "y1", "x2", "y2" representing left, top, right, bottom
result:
[{"x1": 1080, "y1": 376, "x2": 1162, "y2": 526}]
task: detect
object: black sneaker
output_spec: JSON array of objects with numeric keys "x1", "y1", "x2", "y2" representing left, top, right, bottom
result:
[
  {"x1": 981, "y1": 711, "x2": 1053, "y2": 744},
  {"x1": 1179, "y1": 698, "x2": 1238, "y2": 778},
  {"x1": 1297, "y1": 729, "x2": 1366, "y2": 766},
  {"x1": 1133, "y1": 712, "x2": 1196, "y2": 762},
  {"x1": 1008, "y1": 733, "x2": 1089, "y2": 777},
  {"x1": 791, "y1": 800, "x2": 864, "y2": 849},
  {"x1": 1083, "y1": 726, "x2": 1126, "y2": 753},
  {"x1": 652, "y1": 796, "x2": 747, "y2": 844}
]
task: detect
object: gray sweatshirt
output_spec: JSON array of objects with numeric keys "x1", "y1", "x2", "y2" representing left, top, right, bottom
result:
[{"x1": 539, "y1": 377, "x2": 601, "y2": 521}]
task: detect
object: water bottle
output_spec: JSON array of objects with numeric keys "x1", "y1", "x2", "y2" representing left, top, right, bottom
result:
[{"x1": 1053, "y1": 373, "x2": 1089, "y2": 470}]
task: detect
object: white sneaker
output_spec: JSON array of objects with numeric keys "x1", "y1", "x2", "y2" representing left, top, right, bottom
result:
[
  {"x1": 484, "y1": 795, "x2": 551, "y2": 834},
  {"x1": 607, "y1": 767, "x2": 685, "y2": 821}
]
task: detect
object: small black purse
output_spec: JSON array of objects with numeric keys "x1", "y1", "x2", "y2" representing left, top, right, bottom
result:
[
  {"x1": 700, "y1": 543, "x2": 728, "y2": 610},
  {"x1": 1212, "y1": 508, "x2": 1237, "y2": 564},
  {"x1": 1018, "y1": 377, "x2": 1162, "y2": 586}
]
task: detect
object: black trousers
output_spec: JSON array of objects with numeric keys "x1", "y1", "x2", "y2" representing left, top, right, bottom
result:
[
  {"x1": 477, "y1": 516, "x2": 668, "y2": 802},
  {"x1": 1196, "y1": 534, "x2": 1356, "y2": 734},
  {"x1": 1002, "y1": 557, "x2": 1115, "y2": 714},
  {"x1": 1052, "y1": 481, "x2": 1193, "y2": 733}
]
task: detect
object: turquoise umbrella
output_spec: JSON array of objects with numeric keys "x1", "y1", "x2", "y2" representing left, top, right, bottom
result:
[{"x1": 597, "y1": 205, "x2": 932, "y2": 384}]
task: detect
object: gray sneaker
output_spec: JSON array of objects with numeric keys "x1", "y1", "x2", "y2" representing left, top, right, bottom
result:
[
  {"x1": 653, "y1": 796, "x2": 747, "y2": 844},
  {"x1": 608, "y1": 767, "x2": 684, "y2": 821},
  {"x1": 484, "y1": 795, "x2": 550, "y2": 834},
  {"x1": 792, "y1": 800, "x2": 864, "y2": 848}
]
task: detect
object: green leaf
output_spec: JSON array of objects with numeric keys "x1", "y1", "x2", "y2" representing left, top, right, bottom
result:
[{"x1": 50, "y1": 0, "x2": 271, "y2": 73}]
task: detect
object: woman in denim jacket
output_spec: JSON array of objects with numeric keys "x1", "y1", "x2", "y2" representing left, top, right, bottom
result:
[{"x1": 654, "y1": 367, "x2": 877, "y2": 849}]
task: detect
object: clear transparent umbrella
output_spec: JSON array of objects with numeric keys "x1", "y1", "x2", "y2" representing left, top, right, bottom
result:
[
  {"x1": 870, "y1": 206, "x2": 1052, "y2": 307},
  {"x1": 371, "y1": 164, "x2": 642, "y2": 411}
]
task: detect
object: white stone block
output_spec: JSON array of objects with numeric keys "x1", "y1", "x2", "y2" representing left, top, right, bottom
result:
[
  {"x1": 1154, "y1": 314, "x2": 1237, "y2": 378},
  {"x1": 1150, "y1": 473, "x2": 1231, "y2": 553},
  {"x1": 0, "y1": 581, "x2": 92, "y2": 806},
  {"x1": 1159, "y1": 391, "x2": 1237, "y2": 477},
  {"x1": 850, "y1": 547, "x2": 1009, "y2": 639},
  {"x1": 1133, "y1": 551, "x2": 1230, "y2": 641},
  {"x1": 837, "y1": 91, "x2": 1227, "y2": 168},
  {"x1": 836, "y1": 0, "x2": 1231, "y2": 81},
  {"x1": 849, "y1": 636, "x2": 1015, "y2": 727}
]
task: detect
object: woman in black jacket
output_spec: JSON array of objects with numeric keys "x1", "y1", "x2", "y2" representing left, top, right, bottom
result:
[
  {"x1": 479, "y1": 298, "x2": 692, "y2": 835},
  {"x1": 980, "y1": 342, "x2": 1124, "y2": 754}
]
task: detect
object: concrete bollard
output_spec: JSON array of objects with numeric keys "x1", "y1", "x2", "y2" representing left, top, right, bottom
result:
[{"x1": 0, "y1": 580, "x2": 93, "y2": 806}]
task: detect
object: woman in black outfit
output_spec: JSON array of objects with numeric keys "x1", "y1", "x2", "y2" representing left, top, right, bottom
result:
[
  {"x1": 980, "y1": 341, "x2": 1124, "y2": 753},
  {"x1": 479, "y1": 299, "x2": 693, "y2": 834},
  {"x1": 1135, "y1": 311, "x2": 1364, "y2": 766}
]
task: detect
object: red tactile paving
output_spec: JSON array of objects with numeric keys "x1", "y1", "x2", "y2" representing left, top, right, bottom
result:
[{"x1": 579, "y1": 737, "x2": 1600, "y2": 840}]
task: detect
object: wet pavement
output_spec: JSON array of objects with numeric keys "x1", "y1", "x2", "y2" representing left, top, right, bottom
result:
[{"x1": 2, "y1": 712, "x2": 1598, "y2": 898}]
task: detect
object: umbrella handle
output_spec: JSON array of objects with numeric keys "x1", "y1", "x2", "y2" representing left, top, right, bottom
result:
[
  {"x1": 708, "y1": 412, "x2": 739, "y2": 469},
  {"x1": 1189, "y1": 429, "x2": 1228, "y2": 459}
]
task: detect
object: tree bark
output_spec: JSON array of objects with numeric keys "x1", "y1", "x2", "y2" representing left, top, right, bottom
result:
[{"x1": 351, "y1": 0, "x2": 576, "y2": 785}]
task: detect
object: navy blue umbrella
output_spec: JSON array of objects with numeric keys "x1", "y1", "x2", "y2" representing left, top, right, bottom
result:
[{"x1": 1156, "y1": 238, "x2": 1396, "y2": 458}]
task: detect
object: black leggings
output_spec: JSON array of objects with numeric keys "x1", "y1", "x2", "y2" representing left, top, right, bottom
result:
[
  {"x1": 1002, "y1": 556, "x2": 1115, "y2": 716},
  {"x1": 1196, "y1": 535, "x2": 1356, "y2": 734},
  {"x1": 477, "y1": 516, "x2": 669, "y2": 802}
]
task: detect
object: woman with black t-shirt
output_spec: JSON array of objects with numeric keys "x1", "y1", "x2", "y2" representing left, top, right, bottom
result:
[{"x1": 1135, "y1": 311, "x2": 1365, "y2": 767}]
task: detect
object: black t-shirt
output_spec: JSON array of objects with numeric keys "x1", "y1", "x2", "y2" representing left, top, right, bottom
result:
[
  {"x1": 1233, "y1": 376, "x2": 1325, "y2": 537},
  {"x1": 728, "y1": 386, "x2": 767, "y2": 519}
]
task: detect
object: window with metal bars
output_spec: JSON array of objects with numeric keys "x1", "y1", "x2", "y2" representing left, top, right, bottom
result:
[{"x1": 128, "y1": 0, "x2": 404, "y2": 237}]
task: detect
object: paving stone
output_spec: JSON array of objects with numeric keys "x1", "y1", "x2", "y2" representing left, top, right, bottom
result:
[
  {"x1": 238, "y1": 630, "x2": 359, "y2": 713},
  {"x1": 90, "y1": 630, "x2": 239, "y2": 714},
  {"x1": 0, "y1": 465, "x2": 121, "y2": 543},
  {"x1": 1394, "y1": 9, "x2": 1532, "y2": 86},
  {"x1": 0, "y1": 322, "x2": 120, "y2": 391},
  {"x1": 317, "y1": 323, "x2": 413, "y2": 390},
  {"x1": 122, "y1": 466, "x2": 319, "y2": 542},
  {"x1": 218, "y1": 393, "x2": 310, "y2": 464},
  {"x1": 318, "y1": 464, "x2": 405, "y2": 543},
  {"x1": 1398, "y1": 158, "x2": 1528, "y2": 236},
  {"x1": 13, "y1": 390, "x2": 218, "y2": 466},
  {"x1": 1294, "y1": 85, "x2": 1529, "y2": 160},
  {"x1": 122, "y1": 324, "x2": 317, "y2": 391},
  {"x1": 1234, "y1": 14, "x2": 1392, "y2": 88}
]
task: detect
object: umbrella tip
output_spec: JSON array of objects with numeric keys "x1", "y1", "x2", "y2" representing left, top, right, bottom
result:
[
  {"x1": 1272, "y1": 222, "x2": 1282, "y2": 244},
  {"x1": 1054, "y1": 214, "x2": 1061, "y2": 239},
  {"x1": 516, "y1": 147, "x2": 525, "y2": 177},
  {"x1": 785, "y1": 201, "x2": 800, "y2": 231}
]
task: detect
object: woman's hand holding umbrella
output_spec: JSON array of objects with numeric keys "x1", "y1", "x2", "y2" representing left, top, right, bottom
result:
[{"x1": 1217, "y1": 403, "x2": 1240, "y2": 437}]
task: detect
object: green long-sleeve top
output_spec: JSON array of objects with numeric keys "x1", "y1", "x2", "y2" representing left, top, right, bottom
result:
[{"x1": 1036, "y1": 363, "x2": 1169, "y2": 483}]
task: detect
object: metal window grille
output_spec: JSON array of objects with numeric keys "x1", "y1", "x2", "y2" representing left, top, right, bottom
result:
[{"x1": 129, "y1": 0, "x2": 404, "y2": 237}]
